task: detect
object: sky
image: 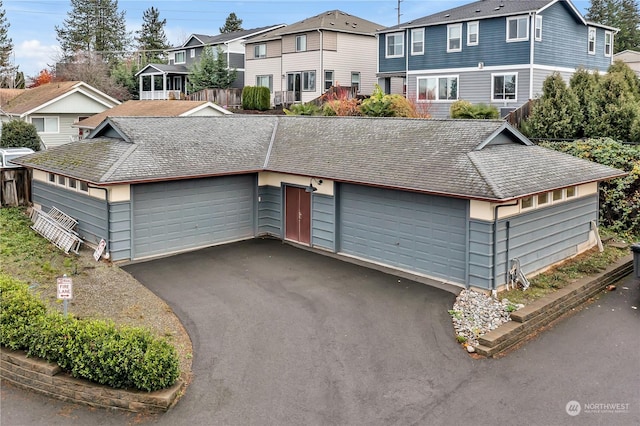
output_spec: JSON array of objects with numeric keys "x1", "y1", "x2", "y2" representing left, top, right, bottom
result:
[{"x1": 6, "y1": 0, "x2": 593, "y2": 78}]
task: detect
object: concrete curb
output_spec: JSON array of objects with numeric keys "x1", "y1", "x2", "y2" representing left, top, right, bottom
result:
[
  {"x1": 0, "y1": 347, "x2": 185, "y2": 413},
  {"x1": 475, "y1": 254, "x2": 634, "y2": 358}
]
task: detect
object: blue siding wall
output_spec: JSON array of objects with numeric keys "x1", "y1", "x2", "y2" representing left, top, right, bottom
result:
[
  {"x1": 378, "y1": 33, "x2": 407, "y2": 73},
  {"x1": 312, "y1": 194, "x2": 335, "y2": 251},
  {"x1": 32, "y1": 180, "x2": 109, "y2": 248},
  {"x1": 258, "y1": 185, "x2": 282, "y2": 237},
  {"x1": 109, "y1": 201, "x2": 131, "y2": 261},
  {"x1": 535, "y1": 2, "x2": 611, "y2": 71},
  {"x1": 468, "y1": 194, "x2": 599, "y2": 290}
]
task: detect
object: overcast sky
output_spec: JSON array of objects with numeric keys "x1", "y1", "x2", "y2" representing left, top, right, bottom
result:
[{"x1": 6, "y1": 0, "x2": 592, "y2": 78}]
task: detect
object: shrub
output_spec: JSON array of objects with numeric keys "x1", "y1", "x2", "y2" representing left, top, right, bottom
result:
[
  {"x1": 450, "y1": 100, "x2": 499, "y2": 119},
  {"x1": 0, "y1": 275, "x2": 180, "y2": 391},
  {"x1": 0, "y1": 120, "x2": 42, "y2": 151},
  {"x1": 241, "y1": 86, "x2": 270, "y2": 111},
  {"x1": 283, "y1": 102, "x2": 321, "y2": 116}
]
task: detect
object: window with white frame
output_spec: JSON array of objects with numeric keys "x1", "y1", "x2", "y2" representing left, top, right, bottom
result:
[
  {"x1": 254, "y1": 44, "x2": 266, "y2": 59},
  {"x1": 604, "y1": 31, "x2": 612, "y2": 57},
  {"x1": 302, "y1": 70, "x2": 315, "y2": 91},
  {"x1": 32, "y1": 117, "x2": 59, "y2": 133},
  {"x1": 447, "y1": 24, "x2": 462, "y2": 52},
  {"x1": 174, "y1": 51, "x2": 186, "y2": 63},
  {"x1": 521, "y1": 196, "x2": 534, "y2": 210},
  {"x1": 46, "y1": 172, "x2": 89, "y2": 193},
  {"x1": 507, "y1": 16, "x2": 529, "y2": 41},
  {"x1": 566, "y1": 186, "x2": 577, "y2": 198},
  {"x1": 190, "y1": 48, "x2": 195, "y2": 58},
  {"x1": 521, "y1": 186, "x2": 578, "y2": 211},
  {"x1": 386, "y1": 32, "x2": 404, "y2": 58},
  {"x1": 351, "y1": 72, "x2": 360, "y2": 93},
  {"x1": 296, "y1": 35, "x2": 307, "y2": 52},
  {"x1": 57, "y1": 175, "x2": 66, "y2": 186},
  {"x1": 537, "y1": 192, "x2": 549, "y2": 206},
  {"x1": 492, "y1": 73, "x2": 517, "y2": 101},
  {"x1": 256, "y1": 75, "x2": 273, "y2": 91},
  {"x1": 535, "y1": 15, "x2": 542, "y2": 41},
  {"x1": 467, "y1": 21, "x2": 479, "y2": 46},
  {"x1": 48, "y1": 173, "x2": 55, "y2": 183},
  {"x1": 588, "y1": 27, "x2": 596, "y2": 54},
  {"x1": 68, "y1": 178, "x2": 77, "y2": 189},
  {"x1": 417, "y1": 76, "x2": 458, "y2": 101},
  {"x1": 552, "y1": 189, "x2": 564, "y2": 201},
  {"x1": 324, "y1": 70, "x2": 334, "y2": 91},
  {"x1": 411, "y1": 28, "x2": 424, "y2": 55}
]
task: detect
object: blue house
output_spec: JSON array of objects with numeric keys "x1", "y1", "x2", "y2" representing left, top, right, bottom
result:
[
  {"x1": 14, "y1": 116, "x2": 624, "y2": 293},
  {"x1": 377, "y1": 0, "x2": 616, "y2": 118}
]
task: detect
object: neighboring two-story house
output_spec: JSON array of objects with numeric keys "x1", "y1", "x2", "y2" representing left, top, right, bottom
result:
[
  {"x1": 137, "y1": 25, "x2": 284, "y2": 100},
  {"x1": 377, "y1": 0, "x2": 616, "y2": 118},
  {"x1": 244, "y1": 10, "x2": 384, "y2": 105}
]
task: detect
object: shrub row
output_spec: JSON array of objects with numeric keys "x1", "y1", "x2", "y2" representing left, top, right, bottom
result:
[
  {"x1": 0, "y1": 274, "x2": 180, "y2": 392},
  {"x1": 242, "y1": 86, "x2": 270, "y2": 111}
]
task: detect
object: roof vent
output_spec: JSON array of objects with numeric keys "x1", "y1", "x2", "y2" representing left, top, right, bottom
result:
[
  {"x1": 476, "y1": 9, "x2": 481, "y2": 12},
  {"x1": 330, "y1": 22, "x2": 335, "y2": 25},
  {"x1": 494, "y1": 6, "x2": 500, "y2": 10},
  {"x1": 445, "y1": 13, "x2": 450, "y2": 17}
]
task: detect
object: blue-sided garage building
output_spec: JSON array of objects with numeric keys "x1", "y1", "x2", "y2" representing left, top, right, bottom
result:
[{"x1": 15, "y1": 115, "x2": 625, "y2": 292}]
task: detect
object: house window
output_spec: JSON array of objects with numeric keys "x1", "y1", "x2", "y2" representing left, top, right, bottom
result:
[
  {"x1": 190, "y1": 48, "x2": 195, "y2": 58},
  {"x1": 552, "y1": 189, "x2": 564, "y2": 201},
  {"x1": 324, "y1": 70, "x2": 334, "y2": 90},
  {"x1": 535, "y1": 15, "x2": 542, "y2": 41},
  {"x1": 48, "y1": 173, "x2": 55, "y2": 183},
  {"x1": 411, "y1": 28, "x2": 424, "y2": 55},
  {"x1": 521, "y1": 196, "x2": 534, "y2": 210},
  {"x1": 507, "y1": 16, "x2": 529, "y2": 41},
  {"x1": 57, "y1": 175, "x2": 66, "y2": 186},
  {"x1": 604, "y1": 31, "x2": 612, "y2": 57},
  {"x1": 68, "y1": 179, "x2": 77, "y2": 189},
  {"x1": 537, "y1": 192, "x2": 549, "y2": 206},
  {"x1": 296, "y1": 35, "x2": 307, "y2": 52},
  {"x1": 302, "y1": 70, "x2": 315, "y2": 91},
  {"x1": 492, "y1": 73, "x2": 517, "y2": 101},
  {"x1": 566, "y1": 186, "x2": 577, "y2": 198},
  {"x1": 254, "y1": 44, "x2": 266, "y2": 59},
  {"x1": 32, "y1": 117, "x2": 59, "y2": 133},
  {"x1": 256, "y1": 75, "x2": 273, "y2": 91},
  {"x1": 467, "y1": 21, "x2": 479, "y2": 46},
  {"x1": 417, "y1": 76, "x2": 458, "y2": 101},
  {"x1": 351, "y1": 72, "x2": 360, "y2": 93},
  {"x1": 447, "y1": 24, "x2": 462, "y2": 52},
  {"x1": 153, "y1": 76, "x2": 164, "y2": 91},
  {"x1": 588, "y1": 27, "x2": 596, "y2": 54},
  {"x1": 174, "y1": 51, "x2": 186, "y2": 63},
  {"x1": 386, "y1": 32, "x2": 404, "y2": 58}
]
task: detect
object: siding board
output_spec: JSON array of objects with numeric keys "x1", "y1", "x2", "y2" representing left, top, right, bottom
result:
[
  {"x1": 312, "y1": 194, "x2": 335, "y2": 251},
  {"x1": 258, "y1": 185, "x2": 282, "y2": 237}
]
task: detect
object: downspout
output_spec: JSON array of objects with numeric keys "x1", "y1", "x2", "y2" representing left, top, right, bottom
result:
[
  {"x1": 529, "y1": 13, "x2": 535, "y2": 100},
  {"x1": 317, "y1": 28, "x2": 323, "y2": 96},
  {"x1": 492, "y1": 200, "x2": 519, "y2": 296},
  {"x1": 89, "y1": 185, "x2": 110, "y2": 259}
]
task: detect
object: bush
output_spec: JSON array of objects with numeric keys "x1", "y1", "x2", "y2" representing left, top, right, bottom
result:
[
  {"x1": 450, "y1": 100, "x2": 499, "y2": 119},
  {"x1": 0, "y1": 275, "x2": 180, "y2": 391},
  {"x1": 242, "y1": 86, "x2": 270, "y2": 111},
  {"x1": 283, "y1": 102, "x2": 321, "y2": 116},
  {"x1": 0, "y1": 120, "x2": 42, "y2": 151}
]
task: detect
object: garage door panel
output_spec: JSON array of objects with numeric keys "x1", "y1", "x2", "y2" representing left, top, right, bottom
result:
[
  {"x1": 340, "y1": 184, "x2": 467, "y2": 283},
  {"x1": 133, "y1": 175, "x2": 255, "y2": 259}
]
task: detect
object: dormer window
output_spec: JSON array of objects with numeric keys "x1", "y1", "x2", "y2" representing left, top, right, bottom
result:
[
  {"x1": 507, "y1": 16, "x2": 529, "y2": 42},
  {"x1": 447, "y1": 24, "x2": 462, "y2": 52}
]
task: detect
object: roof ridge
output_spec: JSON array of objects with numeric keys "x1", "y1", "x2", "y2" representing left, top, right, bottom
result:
[
  {"x1": 100, "y1": 142, "x2": 138, "y2": 182},
  {"x1": 467, "y1": 151, "x2": 504, "y2": 200},
  {"x1": 263, "y1": 118, "x2": 278, "y2": 169}
]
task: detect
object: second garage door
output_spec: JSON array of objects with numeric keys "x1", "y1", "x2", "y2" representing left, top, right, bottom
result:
[
  {"x1": 339, "y1": 184, "x2": 468, "y2": 284},
  {"x1": 132, "y1": 175, "x2": 255, "y2": 259}
]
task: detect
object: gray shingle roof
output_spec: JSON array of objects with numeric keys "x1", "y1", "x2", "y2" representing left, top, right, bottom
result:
[
  {"x1": 15, "y1": 116, "x2": 625, "y2": 201},
  {"x1": 381, "y1": 0, "x2": 571, "y2": 32}
]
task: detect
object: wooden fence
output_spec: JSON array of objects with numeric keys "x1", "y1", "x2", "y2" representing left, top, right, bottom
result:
[
  {"x1": 187, "y1": 88, "x2": 243, "y2": 108},
  {"x1": 506, "y1": 99, "x2": 535, "y2": 129},
  {"x1": 1, "y1": 168, "x2": 31, "y2": 207}
]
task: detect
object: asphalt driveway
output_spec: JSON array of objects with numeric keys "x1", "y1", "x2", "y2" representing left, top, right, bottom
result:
[{"x1": 2, "y1": 238, "x2": 639, "y2": 425}]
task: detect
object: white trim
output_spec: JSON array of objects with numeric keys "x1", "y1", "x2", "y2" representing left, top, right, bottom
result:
[
  {"x1": 506, "y1": 15, "x2": 529, "y2": 42},
  {"x1": 535, "y1": 15, "x2": 543, "y2": 41},
  {"x1": 447, "y1": 23, "x2": 462, "y2": 52},
  {"x1": 588, "y1": 27, "x2": 596, "y2": 55},
  {"x1": 411, "y1": 28, "x2": 424, "y2": 55},
  {"x1": 179, "y1": 101, "x2": 232, "y2": 116},
  {"x1": 491, "y1": 72, "x2": 518, "y2": 102},
  {"x1": 416, "y1": 75, "x2": 459, "y2": 102},
  {"x1": 31, "y1": 116, "x2": 59, "y2": 134},
  {"x1": 604, "y1": 30, "x2": 613, "y2": 57},
  {"x1": 467, "y1": 21, "x2": 479, "y2": 46},
  {"x1": 174, "y1": 50, "x2": 186, "y2": 64},
  {"x1": 19, "y1": 85, "x2": 119, "y2": 117},
  {"x1": 407, "y1": 63, "x2": 580, "y2": 76},
  {"x1": 385, "y1": 32, "x2": 404, "y2": 58}
]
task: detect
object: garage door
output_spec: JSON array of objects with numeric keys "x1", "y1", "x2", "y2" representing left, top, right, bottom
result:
[
  {"x1": 132, "y1": 175, "x2": 255, "y2": 259},
  {"x1": 339, "y1": 184, "x2": 467, "y2": 284}
]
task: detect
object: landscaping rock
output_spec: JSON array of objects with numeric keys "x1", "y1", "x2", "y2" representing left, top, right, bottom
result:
[{"x1": 450, "y1": 290, "x2": 513, "y2": 347}]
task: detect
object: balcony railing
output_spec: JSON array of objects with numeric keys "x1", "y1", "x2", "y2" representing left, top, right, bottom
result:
[{"x1": 139, "y1": 90, "x2": 183, "y2": 100}]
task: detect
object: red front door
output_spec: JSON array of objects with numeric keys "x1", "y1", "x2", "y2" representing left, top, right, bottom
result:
[{"x1": 285, "y1": 186, "x2": 311, "y2": 245}]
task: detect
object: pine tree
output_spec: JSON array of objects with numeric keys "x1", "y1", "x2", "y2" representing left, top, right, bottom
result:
[
  {"x1": 0, "y1": 0, "x2": 16, "y2": 87},
  {"x1": 188, "y1": 46, "x2": 237, "y2": 92},
  {"x1": 219, "y1": 13, "x2": 243, "y2": 33},
  {"x1": 55, "y1": 0, "x2": 131, "y2": 64},
  {"x1": 587, "y1": 0, "x2": 640, "y2": 52},
  {"x1": 135, "y1": 7, "x2": 170, "y2": 64},
  {"x1": 525, "y1": 73, "x2": 582, "y2": 139}
]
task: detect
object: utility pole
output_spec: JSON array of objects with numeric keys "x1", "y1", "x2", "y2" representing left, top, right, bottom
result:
[{"x1": 396, "y1": 0, "x2": 403, "y2": 25}]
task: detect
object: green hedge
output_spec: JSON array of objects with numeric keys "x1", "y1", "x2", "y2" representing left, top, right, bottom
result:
[
  {"x1": 0, "y1": 274, "x2": 180, "y2": 392},
  {"x1": 242, "y1": 86, "x2": 270, "y2": 111}
]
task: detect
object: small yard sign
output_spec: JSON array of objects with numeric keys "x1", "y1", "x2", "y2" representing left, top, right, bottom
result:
[
  {"x1": 57, "y1": 276, "x2": 73, "y2": 299},
  {"x1": 94, "y1": 238, "x2": 106, "y2": 261}
]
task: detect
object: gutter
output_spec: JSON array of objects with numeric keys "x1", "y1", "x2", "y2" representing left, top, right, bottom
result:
[{"x1": 491, "y1": 200, "x2": 519, "y2": 296}]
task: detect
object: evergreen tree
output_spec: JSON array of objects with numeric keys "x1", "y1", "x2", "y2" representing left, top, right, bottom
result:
[
  {"x1": 569, "y1": 68, "x2": 601, "y2": 137},
  {"x1": 219, "y1": 13, "x2": 243, "y2": 33},
  {"x1": 525, "y1": 73, "x2": 582, "y2": 139},
  {"x1": 14, "y1": 70, "x2": 25, "y2": 89},
  {"x1": 135, "y1": 7, "x2": 170, "y2": 64},
  {"x1": 0, "y1": 121, "x2": 42, "y2": 151},
  {"x1": 587, "y1": 0, "x2": 640, "y2": 52},
  {"x1": 0, "y1": 0, "x2": 16, "y2": 87},
  {"x1": 188, "y1": 46, "x2": 237, "y2": 91},
  {"x1": 55, "y1": 0, "x2": 131, "y2": 64}
]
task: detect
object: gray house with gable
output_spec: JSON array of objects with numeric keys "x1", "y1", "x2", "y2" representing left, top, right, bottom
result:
[{"x1": 15, "y1": 116, "x2": 624, "y2": 292}]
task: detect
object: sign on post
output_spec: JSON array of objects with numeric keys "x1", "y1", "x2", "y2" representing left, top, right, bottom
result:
[{"x1": 57, "y1": 276, "x2": 73, "y2": 299}]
